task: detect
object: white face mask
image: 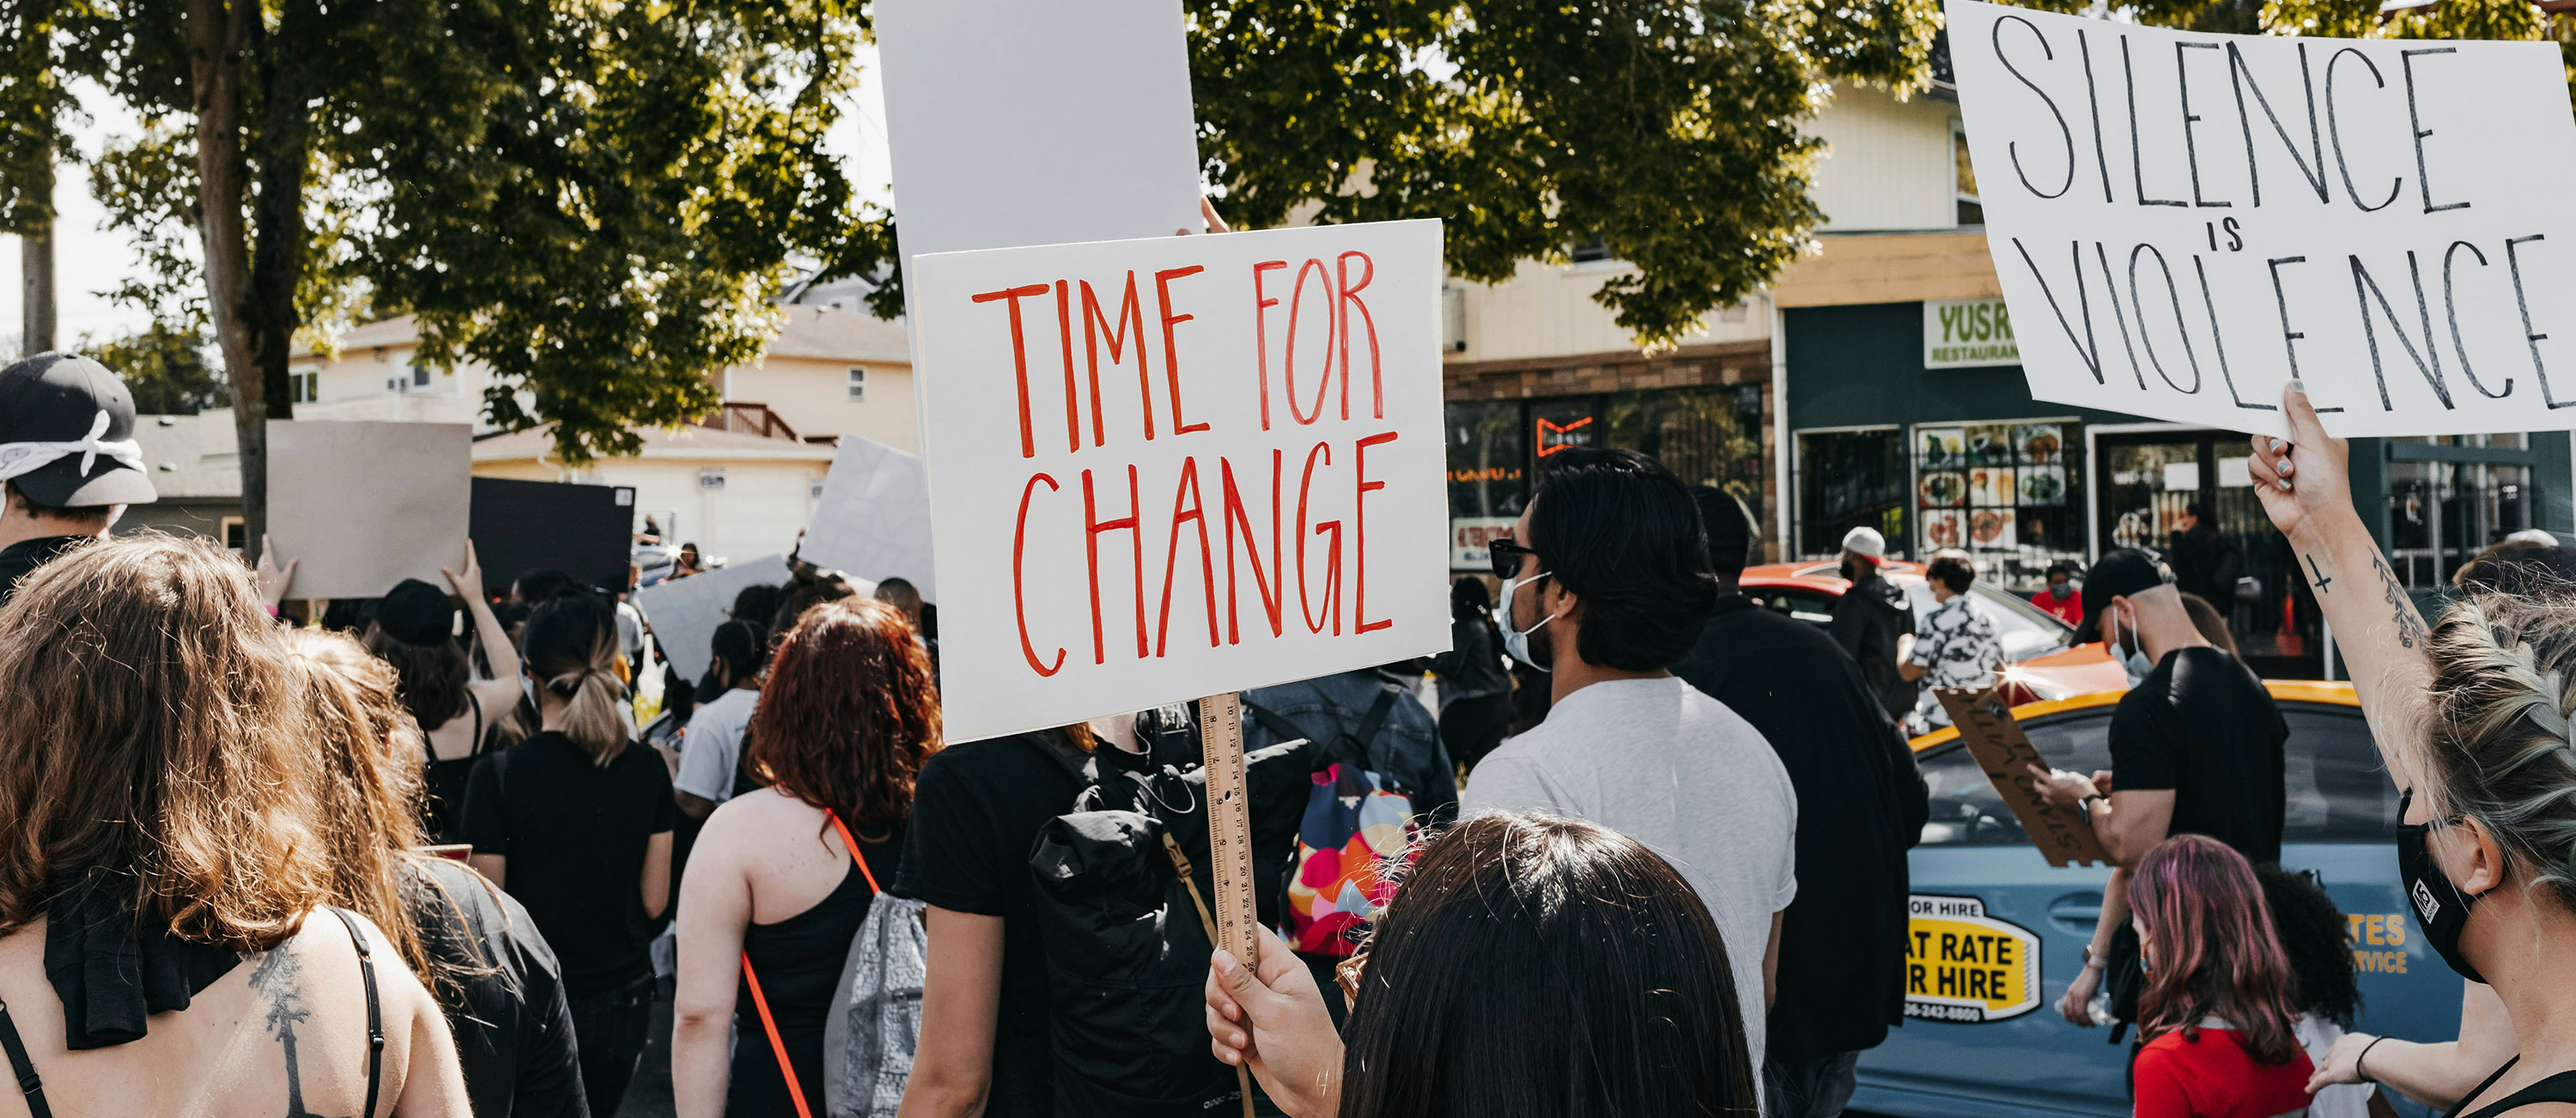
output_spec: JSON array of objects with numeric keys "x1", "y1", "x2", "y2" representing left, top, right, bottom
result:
[
  {"x1": 1493, "y1": 570, "x2": 1557, "y2": 672},
  {"x1": 2115, "y1": 610, "x2": 2155, "y2": 687}
]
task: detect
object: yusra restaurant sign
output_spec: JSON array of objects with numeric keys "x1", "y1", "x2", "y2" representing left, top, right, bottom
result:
[
  {"x1": 1925, "y1": 296, "x2": 2020, "y2": 369},
  {"x1": 1948, "y1": 0, "x2": 2576, "y2": 437},
  {"x1": 912, "y1": 221, "x2": 1452, "y2": 744}
]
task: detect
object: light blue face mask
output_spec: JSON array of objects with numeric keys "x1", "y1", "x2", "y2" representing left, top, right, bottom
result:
[
  {"x1": 2115, "y1": 611, "x2": 2155, "y2": 687},
  {"x1": 1492, "y1": 570, "x2": 1557, "y2": 672},
  {"x1": 521, "y1": 668, "x2": 542, "y2": 713}
]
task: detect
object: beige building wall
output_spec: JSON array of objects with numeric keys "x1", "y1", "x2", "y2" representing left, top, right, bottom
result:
[
  {"x1": 1807, "y1": 83, "x2": 1964, "y2": 233},
  {"x1": 724, "y1": 355, "x2": 920, "y2": 453}
]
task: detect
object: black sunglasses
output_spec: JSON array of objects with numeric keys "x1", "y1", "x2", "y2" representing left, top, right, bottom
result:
[{"x1": 1489, "y1": 539, "x2": 1541, "y2": 581}]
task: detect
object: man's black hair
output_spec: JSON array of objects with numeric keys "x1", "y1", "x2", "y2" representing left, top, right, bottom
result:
[
  {"x1": 2184, "y1": 501, "x2": 2212, "y2": 521},
  {"x1": 1925, "y1": 549, "x2": 1977, "y2": 594},
  {"x1": 1, "y1": 479, "x2": 111, "y2": 525},
  {"x1": 1527, "y1": 447, "x2": 1716, "y2": 671},
  {"x1": 1689, "y1": 485, "x2": 1754, "y2": 576},
  {"x1": 514, "y1": 567, "x2": 583, "y2": 603}
]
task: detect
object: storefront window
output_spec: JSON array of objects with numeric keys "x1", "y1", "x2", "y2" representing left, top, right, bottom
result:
[
  {"x1": 1795, "y1": 428, "x2": 1908, "y2": 559},
  {"x1": 2388, "y1": 458, "x2": 2533, "y2": 590},
  {"x1": 1913, "y1": 419, "x2": 2080, "y2": 592},
  {"x1": 1443, "y1": 386, "x2": 1768, "y2": 569},
  {"x1": 1607, "y1": 385, "x2": 1765, "y2": 507},
  {"x1": 1446, "y1": 399, "x2": 1526, "y2": 521}
]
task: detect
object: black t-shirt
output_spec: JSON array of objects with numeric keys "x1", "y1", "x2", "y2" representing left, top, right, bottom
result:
[
  {"x1": 0, "y1": 534, "x2": 89, "y2": 604},
  {"x1": 459, "y1": 730, "x2": 676, "y2": 998},
  {"x1": 403, "y1": 855, "x2": 586, "y2": 1118},
  {"x1": 2109, "y1": 647, "x2": 2287, "y2": 866},
  {"x1": 892, "y1": 731, "x2": 1084, "y2": 1118},
  {"x1": 1832, "y1": 571, "x2": 1917, "y2": 720},
  {"x1": 1675, "y1": 596, "x2": 1930, "y2": 1064}
]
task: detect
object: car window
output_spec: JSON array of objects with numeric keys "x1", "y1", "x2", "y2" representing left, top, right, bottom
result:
[
  {"x1": 1753, "y1": 587, "x2": 1838, "y2": 629},
  {"x1": 1917, "y1": 700, "x2": 2399, "y2": 848},
  {"x1": 2284, "y1": 702, "x2": 2401, "y2": 843},
  {"x1": 1902, "y1": 582, "x2": 2075, "y2": 662},
  {"x1": 1917, "y1": 708, "x2": 2115, "y2": 846}
]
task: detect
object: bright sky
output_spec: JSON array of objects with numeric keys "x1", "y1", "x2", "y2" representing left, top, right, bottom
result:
[{"x1": 0, "y1": 44, "x2": 895, "y2": 352}]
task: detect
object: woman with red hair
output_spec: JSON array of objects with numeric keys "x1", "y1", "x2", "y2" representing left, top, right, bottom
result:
[
  {"x1": 2125, "y1": 834, "x2": 2314, "y2": 1118},
  {"x1": 670, "y1": 596, "x2": 941, "y2": 1118}
]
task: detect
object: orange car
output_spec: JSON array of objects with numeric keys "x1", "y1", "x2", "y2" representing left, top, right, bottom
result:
[{"x1": 1735, "y1": 559, "x2": 2129, "y2": 707}]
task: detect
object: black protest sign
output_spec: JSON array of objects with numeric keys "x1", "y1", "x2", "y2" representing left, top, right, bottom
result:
[{"x1": 468, "y1": 477, "x2": 635, "y2": 595}]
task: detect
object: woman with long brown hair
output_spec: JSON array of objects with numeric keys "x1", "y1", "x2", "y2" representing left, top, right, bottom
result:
[
  {"x1": 282, "y1": 627, "x2": 589, "y2": 1118},
  {"x1": 0, "y1": 534, "x2": 467, "y2": 1116},
  {"x1": 673, "y1": 596, "x2": 940, "y2": 1118},
  {"x1": 2121, "y1": 835, "x2": 2312, "y2": 1118}
]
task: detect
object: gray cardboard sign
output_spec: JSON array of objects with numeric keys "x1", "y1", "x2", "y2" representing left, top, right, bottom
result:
[
  {"x1": 266, "y1": 421, "x2": 471, "y2": 601},
  {"x1": 633, "y1": 555, "x2": 792, "y2": 682},
  {"x1": 799, "y1": 435, "x2": 936, "y2": 602}
]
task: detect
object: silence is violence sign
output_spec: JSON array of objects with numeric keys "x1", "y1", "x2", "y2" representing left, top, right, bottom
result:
[{"x1": 912, "y1": 221, "x2": 1452, "y2": 743}]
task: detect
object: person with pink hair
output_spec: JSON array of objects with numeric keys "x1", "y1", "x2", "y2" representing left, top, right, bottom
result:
[{"x1": 2124, "y1": 834, "x2": 2314, "y2": 1118}]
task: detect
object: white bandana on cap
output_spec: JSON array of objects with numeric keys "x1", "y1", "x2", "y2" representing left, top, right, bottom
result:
[{"x1": 0, "y1": 410, "x2": 147, "y2": 487}]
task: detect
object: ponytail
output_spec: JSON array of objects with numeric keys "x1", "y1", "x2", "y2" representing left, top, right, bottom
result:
[{"x1": 522, "y1": 595, "x2": 630, "y2": 766}]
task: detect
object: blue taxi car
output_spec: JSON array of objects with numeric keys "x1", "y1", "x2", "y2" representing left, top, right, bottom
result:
[{"x1": 1851, "y1": 682, "x2": 2461, "y2": 1118}]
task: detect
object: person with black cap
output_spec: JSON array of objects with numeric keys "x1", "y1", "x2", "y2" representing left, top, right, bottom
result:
[
  {"x1": 1674, "y1": 489, "x2": 1927, "y2": 1118},
  {"x1": 0, "y1": 353, "x2": 157, "y2": 602},
  {"x1": 2023, "y1": 547, "x2": 2287, "y2": 1029},
  {"x1": 1828, "y1": 526, "x2": 1915, "y2": 722},
  {"x1": 361, "y1": 543, "x2": 527, "y2": 844}
]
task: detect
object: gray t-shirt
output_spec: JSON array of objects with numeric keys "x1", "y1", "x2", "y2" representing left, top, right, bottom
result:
[
  {"x1": 675, "y1": 687, "x2": 758, "y2": 804},
  {"x1": 1463, "y1": 676, "x2": 1799, "y2": 1073}
]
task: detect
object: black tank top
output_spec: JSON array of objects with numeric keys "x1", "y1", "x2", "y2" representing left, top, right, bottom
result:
[
  {"x1": 2451, "y1": 1058, "x2": 2576, "y2": 1118},
  {"x1": 728, "y1": 828, "x2": 902, "y2": 1115},
  {"x1": 422, "y1": 696, "x2": 500, "y2": 844}
]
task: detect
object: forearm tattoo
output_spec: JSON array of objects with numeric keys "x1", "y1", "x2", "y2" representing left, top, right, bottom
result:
[
  {"x1": 247, "y1": 945, "x2": 332, "y2": 1118},
  {"x1": 2370, "y1": 553, "x2": 2427, "y2": 649}
]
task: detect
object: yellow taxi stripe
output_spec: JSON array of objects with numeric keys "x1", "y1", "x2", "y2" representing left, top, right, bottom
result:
[{"x1": 1907, "y1": 679, "x2": 2358, "y2": 752}]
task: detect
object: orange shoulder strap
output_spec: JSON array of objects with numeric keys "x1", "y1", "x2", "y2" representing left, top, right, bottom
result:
[{"x1": 740, "y1": 806, "x2": 882, "y2": 1118}]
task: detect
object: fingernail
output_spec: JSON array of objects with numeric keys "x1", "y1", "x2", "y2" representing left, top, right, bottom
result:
[
  {"x1": 2278, "y1": 459, "x2": 2294, "y2": 477},
  {"x1": 2281, "y1": 480, "x2": 2295, "y2": 493},
  {"x1": 2287, "y1": 378, "x2": 2305, "y2": 393},
  {"x1": 1213, "y1": 951, "x2": 1238, "y2": 976},
  {"x1": 2269, "y1": 439, "x2": 2286, "y2": 454}
]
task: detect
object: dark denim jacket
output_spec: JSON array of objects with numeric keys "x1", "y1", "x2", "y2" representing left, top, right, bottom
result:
[{"x1": 1239, "y1": 668, "x2": 1458, "y2": 823}]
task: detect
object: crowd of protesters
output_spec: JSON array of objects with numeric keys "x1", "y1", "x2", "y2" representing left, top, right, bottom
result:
[{"x1": 11, "y1": 345, "x2": 2576, "y2": 1118}]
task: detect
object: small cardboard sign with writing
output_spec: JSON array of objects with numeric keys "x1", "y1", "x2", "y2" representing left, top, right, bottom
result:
[{"x1": 1935, "y1": 687, "x2": 2111, "y2": 867}]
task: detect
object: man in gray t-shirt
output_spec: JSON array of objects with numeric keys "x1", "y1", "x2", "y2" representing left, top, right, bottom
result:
[{"x1": 1466, "y1": 448, "x2": 1799, "y2": 1084}]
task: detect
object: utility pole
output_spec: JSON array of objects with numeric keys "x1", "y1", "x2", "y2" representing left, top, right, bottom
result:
[{"x1": 18, "y1": 151, "x2": 54, "y2": 356}]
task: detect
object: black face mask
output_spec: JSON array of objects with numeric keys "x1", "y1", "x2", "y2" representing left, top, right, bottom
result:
[{"x1": 2397, "y1": 788, "x2": 2488, "y2": 984}]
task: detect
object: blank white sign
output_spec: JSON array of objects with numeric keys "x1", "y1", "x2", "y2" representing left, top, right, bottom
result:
[
  {"x1": 800, "y1": 435, "x2": 938, "y2": 601},
  {"x1": 266, "y1": 421, "x2": 470, "y2": 601}
]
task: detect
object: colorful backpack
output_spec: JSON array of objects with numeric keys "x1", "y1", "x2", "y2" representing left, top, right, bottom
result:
[{"x1": 1243, "y1": 686, "x2": 1419, "y2": 957}]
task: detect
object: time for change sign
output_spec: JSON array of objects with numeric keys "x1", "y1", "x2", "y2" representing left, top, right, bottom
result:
[
  {"x1": 912, "y1": 220, "x2": 1452, "y2": 743},
  {"x1": 1948, "y1": 0, "x2": 2576, "y2": 437},
  {"x1": 1905, "y1": 893, "x2": 2042, "y2": 1024},
  {"x1": 1925, "y1": 296, "x2": 2020, "y2": 368}
]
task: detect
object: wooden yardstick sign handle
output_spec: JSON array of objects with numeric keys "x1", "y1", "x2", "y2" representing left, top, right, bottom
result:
[
  {"x1": 1198, "y1": 692, "x2": 1262, "y2": 964},
  {"x1": 1934, "y1": 687, "x2": 2111, "y2": 868}
]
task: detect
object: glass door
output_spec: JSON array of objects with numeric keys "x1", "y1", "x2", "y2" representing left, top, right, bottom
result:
[{"x1": 2093, "y1": 431, "x2": 2319, "y2": 676}]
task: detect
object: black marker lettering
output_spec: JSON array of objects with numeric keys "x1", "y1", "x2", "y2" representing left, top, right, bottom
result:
[
  {"x1": 2124, "y1": 35, "x2": 2189, "y2": 207},
  {"x1": 2014, "y1": 238, "x2": 2106, "y2": 384},
  {"x1": 2400, "y1": 48, "x2": 2469, "y2": 214},
  {"x1": 2129, "y1": 243, "x2": 2203, "y2": 392},
  {"x1": 2098, "y1": 241, "x2": 2148, "y2": 389},
  {"x1": 2502, "y1": 234, "x2": 2573, "y2": 408},
  {"x1": 2177, "y1": 43, "x2": 2231, "y2": 207},
  {"x1": 2348, "y1": 251, "x2": 2455, "y2": 410},
  {"x1": 1996, "y1": 16, "x2": 2076, "y2": 199},
  {"x1": 2327, "y1": 48, "x2": 2401, "y2": 213},
  {"x1": 2080, "y1": 29, "x2": 2115, "y2": 203},
  {"x1": 2196, "y1": 253, "x2": 2271, "y2": 410},
  {"x1": 2269, "y1": 255, "x2": 2310, "y2": 380},
  {"x1": 2227, "y1": 42, "x2": 2330, "y2": 208},
  {"x1": 2441, "y1": 240, "x2": 2508, "y2": 398}
]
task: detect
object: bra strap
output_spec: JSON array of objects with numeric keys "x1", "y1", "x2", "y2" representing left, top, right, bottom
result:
[
  {"x1": 0, "y1": 998, "x2": 51, "y2": 1118},
  {"x1": 325, "y1": 908, "x2": 386, "y2": 1118}
]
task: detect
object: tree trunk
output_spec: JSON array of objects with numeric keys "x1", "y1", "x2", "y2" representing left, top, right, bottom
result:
[
  {"x1": 246, "y1": 2, "x2": 313, "y2": 427},
  {"x1": 187, "y1": 0, "x2": 264, "y2": 559},
  {"x1": 18, "y1": 152, "x2": 54, "y2": 356}
]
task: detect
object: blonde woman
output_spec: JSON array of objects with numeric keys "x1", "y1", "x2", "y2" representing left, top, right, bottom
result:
[
  {"x1": 459, "y1": 592, "x2": 674, "y2": 1118},
  {"x1": 2255, "y1": 381, "x2": 2576, "y2": 1117},
  {"x1": 0, "y1": 534, "x2": 466, "y2": 1116}
]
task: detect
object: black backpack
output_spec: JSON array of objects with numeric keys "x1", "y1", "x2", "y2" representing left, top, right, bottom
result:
[{"x1": 1022, "y1": 703, "x2": 1311, "y2": 1118}]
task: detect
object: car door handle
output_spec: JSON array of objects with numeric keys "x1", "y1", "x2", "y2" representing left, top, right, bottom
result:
[{"x1": 2047, "y1": 892, "x2": 2104, "y2": 933}]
